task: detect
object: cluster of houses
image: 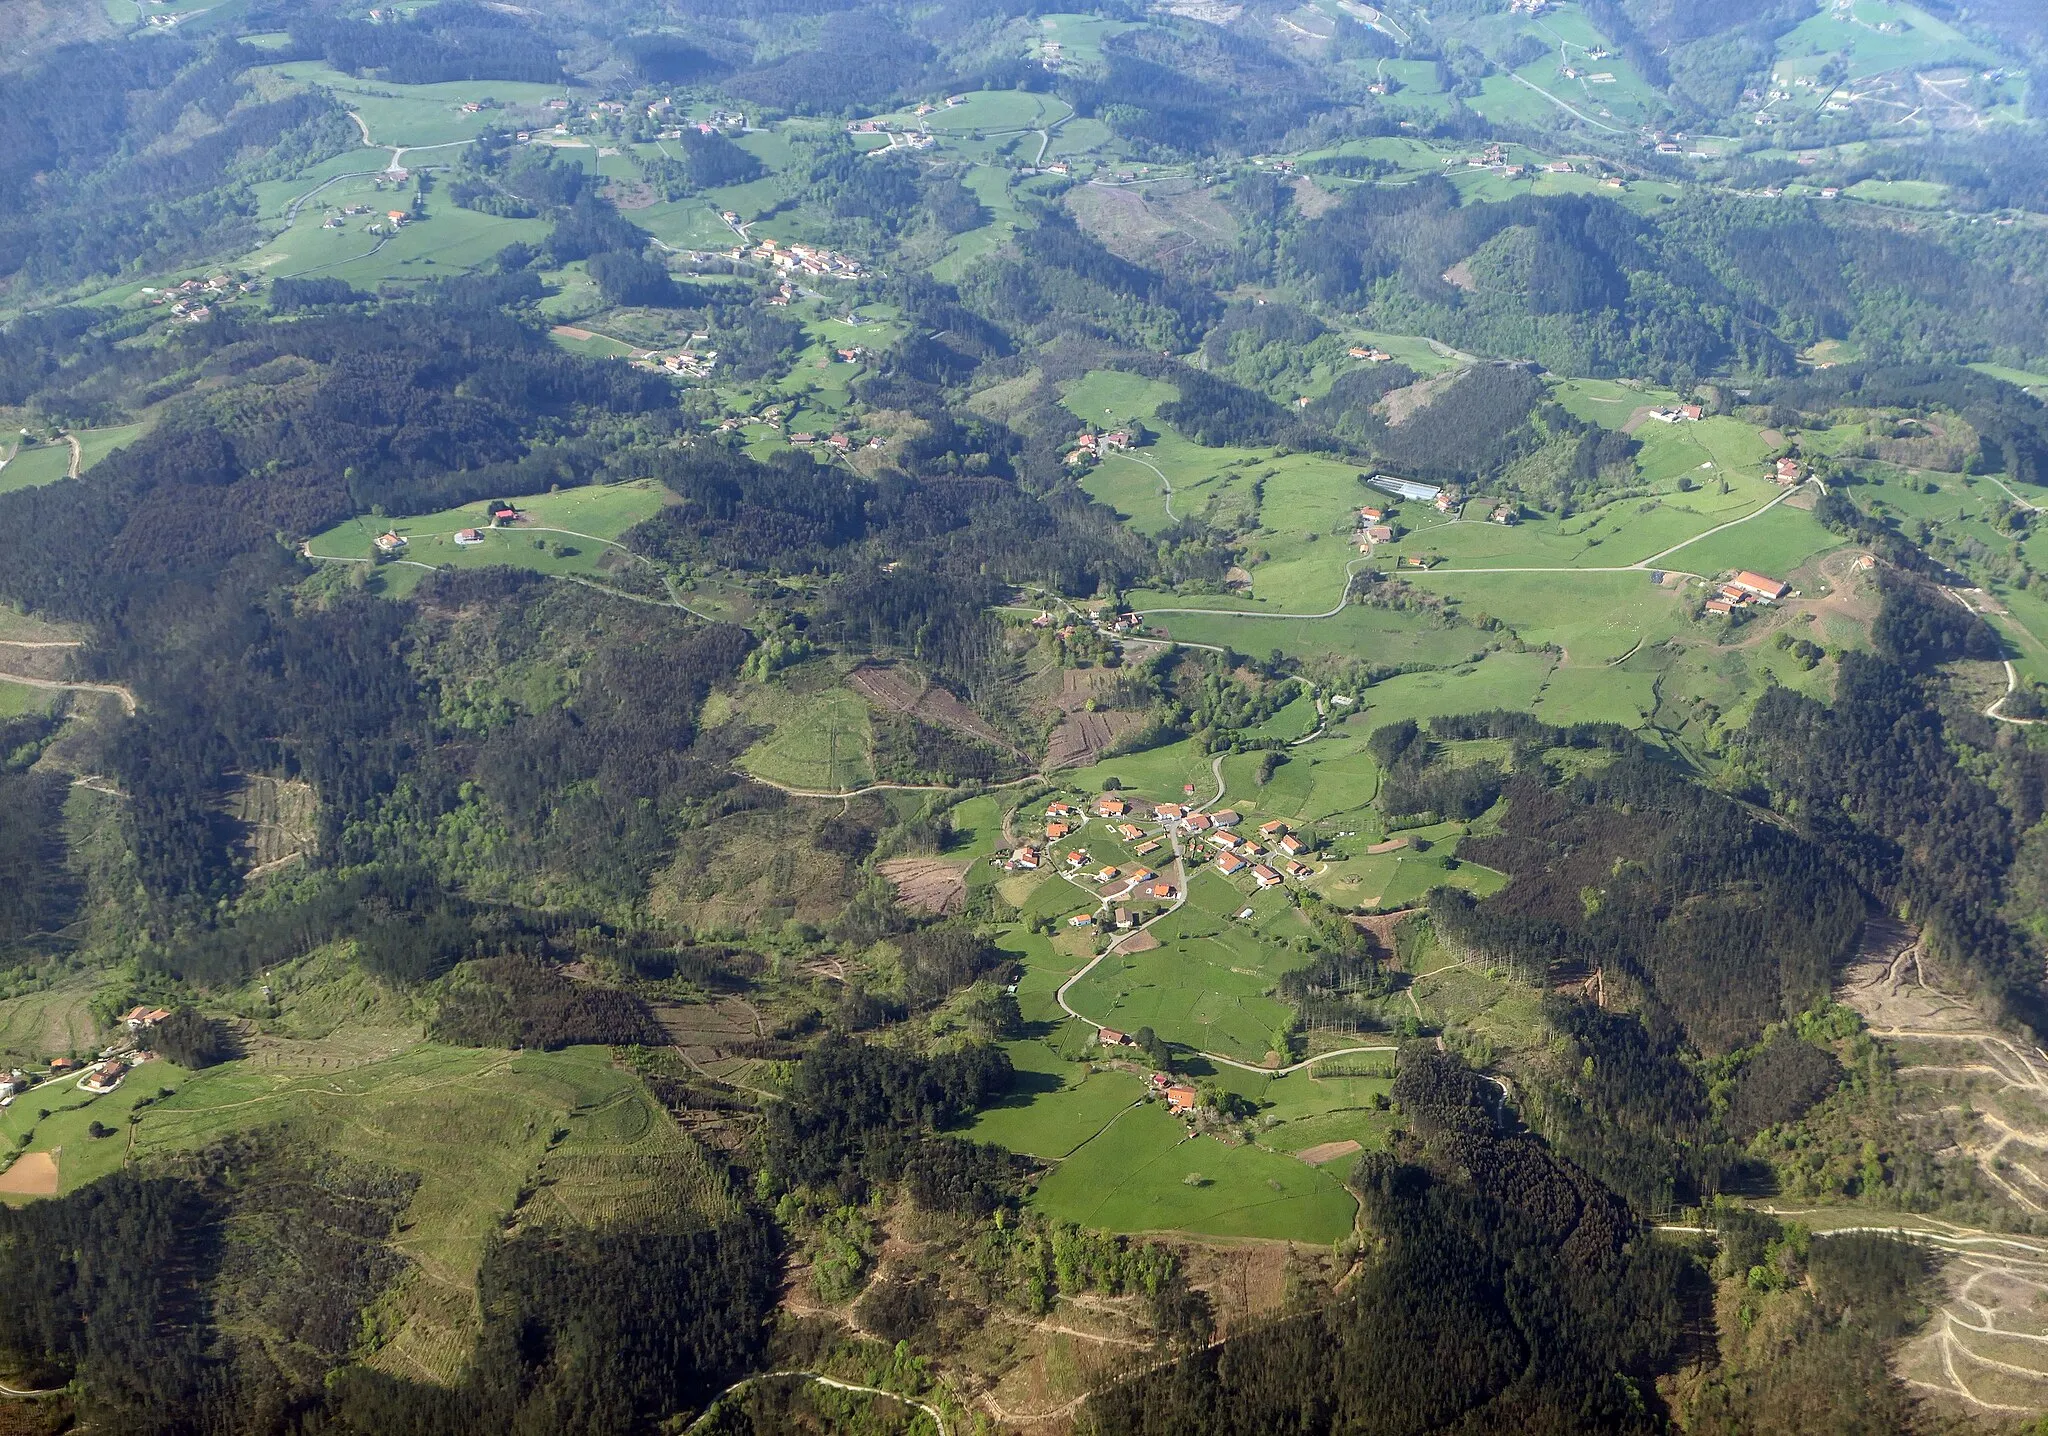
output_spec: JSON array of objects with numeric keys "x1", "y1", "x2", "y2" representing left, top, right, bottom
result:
[
  {"x1": 140, "y1": 273, "x2": 255, "y2": 322},
  {"x1": 1062, "y1": 429, "x2": 1135, "y2": 468},
  {"x1": 1774, "y1": 456, "x2": 1804, "y2": 485},
  {"x1": 742, "y1": 237, "x2": 864, "y2": 281},
  {"x1": 790, "y1": 431, "x2": 861, "y2": 452},
  {"x1": 1649, "y1": 402, "x2": 1706, "y2": 423},
  {"x1": 1704, "y1": 570, "x2": 1790, "y2": 616},
  {"x1": 649, "y1": 336, "x2": 718, "y2": 380},
  {"x1": 1346, "y1": 345, "x2": 1395, "y2": 363}
]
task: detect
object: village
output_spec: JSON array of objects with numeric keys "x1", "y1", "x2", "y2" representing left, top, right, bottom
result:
[{"x1": 1005, "y1": 791, "x2": 1324, "y2": 931}]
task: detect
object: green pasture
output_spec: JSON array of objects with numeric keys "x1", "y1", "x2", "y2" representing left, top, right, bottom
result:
[
  {"x1": 1138, "y1": 603, "x2": 1487, "y2": 669},
  {"x1": 1970, "y1": 363, "x2": 2048, "y2": 398},
  {"x1": 1059, "y1": 738, "x2": 1219, "y2": 804},
  {"x1": 995, "y1": 926, "x2": 1088, "y2": 1026},
  {"x1": 304, "y1": 480, "x2": 670, "y2": 587},
  {"x1": 1212, "y1": 730, "x2": 1380, "y2": 826},
  {"x1": 250, "y1": 63, "x2": 570, "y2": 147},
  {"x1": 74, "y1": 424, "x2": 149, "y2": 471},
  {"x1": 946, "y1": 795, "x2": 1004, "y2": 860},
  {"x1": 1029, "y1": 1099, "x2": 1356, "y2": 1242},
  {"x1": 259, "y1": 195, "x2": 553, "y2": 288},
  {"x1": 1649, "y1": 500, "x2": 1845, "y2": 580},
  {"x1": 1064, "y1": 892, "x2": 1310, "y2": 1064},
  {"x1": 0, "y1": 982, "x2": 102, "y2": 1068},
  {"x1": 0, "y1": 443, "x2": 70, "y2": 494},
  {"x1": 1034, "y1": 13, "x2": 1138, "y2": 68},
  {"x1": 1548, "y1": 376, "x2": 1666, "y2": 425},
  {"x1": 1775, "y1": 1, "x2": 1989, "y2": 81},
  {"x1": 1408, "y1": 570, "x2": 1689, "y2": 665},
  {"x1": 1846, "y1": 178, "x2": 1948, "y2": 209},
  {"x1": 0, "y1": 681, "x2": 56, "y2": 719},
  {"x1": 248, "y1": 147, "x2": 392, "y2": 221},
  {"x1": 725, "y1": 681, "x2": 877, "y2": 792},
  {"x1": 961, "y1": 1057, "x2": 1141, "y2": 1159}
]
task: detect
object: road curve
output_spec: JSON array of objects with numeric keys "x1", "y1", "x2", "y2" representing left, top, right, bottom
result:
[{"x1": 684, "y1": 1372, "x2": 948, "y2": 1435}]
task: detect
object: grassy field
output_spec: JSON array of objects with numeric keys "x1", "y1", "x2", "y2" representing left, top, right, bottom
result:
[
  {"x1": 249, "y1": 63, "x2": 570, "y2": 148},
  {"x1": 0, "y1": 982, "x2": 103, "y2": 1068},
  {"x1": 1774, "y1": 0, "x2": 1989, "y2": 82},
  {"x1": 304, "y1": 480, "x2": 671, "y2": 586},
  {"x1": 0, "y1": 681, "x2": 57, "y2": 718},
  {"x1": 0, "y1": 441, "x2": 71, "y2": 494},
  {"x1": 2, "y1": 1040, "x2": 718, "y2": 1380},
  {"x1": 1029, "y1": 1098, "x2": 1356, "y2": 1241},
  {"x1": 250, "y1": 185, "x2": 554, "y2": 289},
  {"x1": 709, "y1": 671, "x2": 878, "y2": 792},
  {"x1": 1065, "y1": 869, "x2": 1311, "y2": 1063}
]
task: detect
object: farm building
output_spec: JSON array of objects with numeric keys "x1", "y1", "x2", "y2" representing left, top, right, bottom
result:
[
  {"x1": 1215, "y1": 851, "x2": 1247, "y2": 875},
  {"x1": 1165, "y1": 1084, "x2": 1199, "y2": 1114},
  {"x1": 1369, "y1": 475, "x2": 1442, "y2": 503},
  {"x1": 1154, "y1": 803, "x2": 1185, "y2": 821},
  {"x1": 1259, "y1": 820, "x2": 1288, "y2": 837},
  {"x1": 1728, "y1": 571, "x2": 1788, "y2": 601},
  {"x1": 122, "y1": 1006, "x2": 171, "y2": 1030},
  {"x1": 1046, "y1": 821, "x2": 1072, "y2": 841},
  {"x1": 1011, "y1": 847, "x2": 1039, "y2": 870},
  {"x1": 1252, "y1": 865, "x2": 1283, "y2": 889},
  {"x1": 454, "y1": 528, "x2": 485, "y2": 547},
  {"x1": 374, "y1": 531, "x2": 406, "y2": 554},
  {"x1": 1095, "y1": 795, "x2": 1129, "y2": 817},
  {"x1": 1100, "y1": 1028, "x2": 1127, "y2": 1046},
  {"x1": 1212, "y1": 810, "x2": 1242, "y2": 827}
]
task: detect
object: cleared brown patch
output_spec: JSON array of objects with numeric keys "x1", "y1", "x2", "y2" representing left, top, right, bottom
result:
[
  {"x1": 1295, "y1": 1138, "x2": 1361, "y2": 1167},
  {"x1": 1381, "y1": 366, "x2": 1466, "y2": 427},
  {"x1": 846, "y1": 662, "x2": 1011, "y2": 749},
  {"x1": 1349, "y1": 909, "x2": 1416, "y2": 956},
  {"x1": 1365, "y1": 836, "x2": 1409, "y2": 854},
  {"x1": 1290, "y1": 175, "x2": 1339, "y2": 218},
  {"x1": 878, "y1": 856, "x2": 973, "y2": 916},
  {"x1": 0, "y1": 1150, "x2": 59, "y2": 1197},
  {"x1": 1441, "y1": 260, "x2": 1477, "y2": 292},
  {"x1": 1065, "y1": 180, "x2": 1239, "y2": 267},
  {"x1": 1045, "y1": 667, "x2": 1146, "y2": 769},
  {"x1": 1117, "y1": 927, "x2": 1162, "y2": 953},
  {"x1": 550, "y1": 325, "x2": 597, "y2": 341}
]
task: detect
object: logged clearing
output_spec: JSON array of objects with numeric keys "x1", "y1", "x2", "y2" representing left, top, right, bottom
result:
[
  {"x1": 845, "y1": 661, "x2": 1012, "y2": 749},
  {"x1": 0, "y1": 1150, "x2": 59, "y2": 1197},
  {"x1": 1046, "y1": 669, "x2": 1147, "y2": 769},
  {"x1": 879, "y1": 856, "x2": 973, "y2": 915}
]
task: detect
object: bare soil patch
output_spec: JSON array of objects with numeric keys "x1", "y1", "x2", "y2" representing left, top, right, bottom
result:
[
  {"x1": 1366, "y1": 837, "x2": 1409, "y2": 854},
  {"x1": 1066, "y1": 180, "x2": 1238, "y2": 267},
  {"x1": 1440, "y1": 261, "x2": 1477, "y2": 293},
  {"x1": 1118, "y1": 927, "x2": 1162, "y2": 954},
  {"x1": 0, "y1": 1150, "x2": 58, "y2": 1197},
  {"x1": 1382, "y1": 367, "x2": 1466, "y2": 427},
  {"x1": 878, "y1": 856, "x2": 973, "y2": 916},
  {"x1": 1045, "y1": 668, "x2": 1147, "y2": 769},
  {"x1": 1295, "y1": 1138, "x2": 1361, "y2": 1167},
  {"x1": 847, "y1": 661, "x2": 1010, "y2": 749}
]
